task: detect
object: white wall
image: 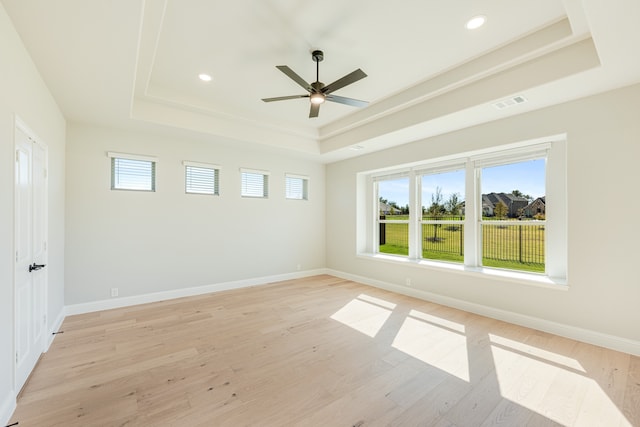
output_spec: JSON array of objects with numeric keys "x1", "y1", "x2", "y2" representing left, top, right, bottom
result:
[
  {"x1": 65, "y1": 123, "x2": 325, "y2": 305},
  {"x1": 326, "y1": 83, "x2": 640, "y2": 344},
  {"x1": 0, "y1": 3, "x2": 66, "y2": 422}
]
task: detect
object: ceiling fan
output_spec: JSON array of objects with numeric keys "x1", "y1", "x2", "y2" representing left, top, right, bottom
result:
[{"x1": 262, "y1": 50, "x2": 368, "y2": 118}]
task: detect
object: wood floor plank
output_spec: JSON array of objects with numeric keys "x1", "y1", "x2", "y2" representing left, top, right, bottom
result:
[{"x1": 8, "y1": 275, "x2": 639, "y2": 426}]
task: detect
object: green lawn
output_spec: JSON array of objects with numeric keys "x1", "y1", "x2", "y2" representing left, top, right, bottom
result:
[{"x1": 379, "y1": 218, "x2": 544, "y2": 273}]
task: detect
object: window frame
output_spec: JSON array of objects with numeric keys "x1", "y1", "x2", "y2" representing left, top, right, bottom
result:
[
  {"x1": 108, "y1": 151, "x2": 157, "y2": 192},
  {"x1": 240, "y1": 168, "x2": 270, "y2": 199},
  {"x1": 285, "y1": 173, "x2": 309, "y2": 200},
  {"x1": 417, "y1": 164, "x2": 467, "y2": 265},
  {"x1": 476, "y1": 155, "x2": 547, "y2": 272},
  {"x1": 184, "y1": 161, "x2": 220, "y2": 196},
  {"x1": 359, "y1": 139, "x2": 567, "y2": 286},
  {"x1": 374, "y1": 173, "x2": 411, "y2": 257}
]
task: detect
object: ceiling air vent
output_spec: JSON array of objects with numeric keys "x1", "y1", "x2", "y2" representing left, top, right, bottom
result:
[{"x1": 492, "y1": 95, "x2": 528, "y2": 110}]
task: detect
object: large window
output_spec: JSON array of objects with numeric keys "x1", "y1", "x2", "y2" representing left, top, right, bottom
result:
[
  {"x1": 479, "y1": 158, "x2": 546, "y2": 272},
  {"x1": 376, "y1": 176, "x2": 409, "y2": 256},
  {"x1": 363, "y1": 140, "x2": 566, "y2": 282},
  {"x1": 420, "y1": 168, "x2": 465, "y2": 264},
  {"x1": 108, "y1": 152, "x2": 156, "y2": 192}
]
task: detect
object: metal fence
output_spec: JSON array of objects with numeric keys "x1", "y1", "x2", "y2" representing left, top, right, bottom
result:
[
  {"x1": 379, "y1": 217, "x2": 545, "y2": 272},
  {"x1": 422, "y1": 223, "x2": 464, "y2": 257},
  {"x1": 378, "y1": 221, "x2": 409, "y2": 256},
  {"x1": 482, "y1": 222, "x2": 545, "y2": 270}
]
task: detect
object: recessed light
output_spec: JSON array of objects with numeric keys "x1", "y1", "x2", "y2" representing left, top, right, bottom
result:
[
  {"x1": 198, "y1": 73, "x2": 212, "y2": 82},
  {"x1": 465, "y1": 15, "x2": 486, "y2": 30}
]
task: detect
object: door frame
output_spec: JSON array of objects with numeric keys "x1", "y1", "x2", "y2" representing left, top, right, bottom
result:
[{"x1": 13, "y1": 115, "x2": 49, "y2": 392}]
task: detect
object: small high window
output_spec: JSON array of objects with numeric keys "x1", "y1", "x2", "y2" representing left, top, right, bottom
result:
[
  {"x1": 285, "y1": 174, "x2": 309, "y2": 200},
  {"x1": 108, "y1": 152, "x2": 156, "y2": 192},
  {"x1": 241, "y1": 168, "x2": 269, "y2": 198},
  {"x1": 184, "y1": 161, "x2": 220, "y2": 195}
]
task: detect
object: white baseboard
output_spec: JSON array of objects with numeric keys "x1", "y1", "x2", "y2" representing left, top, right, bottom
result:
[
  {"x1": 0, "y1": 392, "x2": 16, "y2": 427},
  {"x1": 327, "y1": 269, "x2": 640, "y2": 357},
  {"x1": 65, "y1": 269, "x2": 327, "y2": 316},
  {"x1": 63, "y1": 267, "x2": 640, "y2": 356}
]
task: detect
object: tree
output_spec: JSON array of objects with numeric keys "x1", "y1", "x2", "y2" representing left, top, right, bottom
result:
[
  {"x1": 426, "y1": 187, "x2": 445, "y2": 241},
  {"x1": 512, "y1": 189, "x2": 533, "y2": 202},
  {"x1": 494, "y1": 201, "x2": 508, "y2": 219},
  {"x1": 445, "y1": 192, "x2": 462, "y2": 216}
]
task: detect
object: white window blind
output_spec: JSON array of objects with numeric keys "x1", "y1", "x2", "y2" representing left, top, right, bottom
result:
[
  {"x1": 108, "y1": 152, "x2": 157, "y2": 191},
  {"x1": 184, "y1": 161, "x2": 219, "y2": 195},
  {"x1": 285, "y1": 174, "x2": 308, "y2": 200},
  {"x1": 241, "y1": 168, "x2": 269, "y2": 198}
]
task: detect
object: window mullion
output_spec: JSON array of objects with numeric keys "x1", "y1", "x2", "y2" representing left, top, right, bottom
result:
[
  {"x1": 408, "y1": 171, "x2": 419, "y2": 259},
  {"x1": 373, "y1": 180, "x2": 380, "y2": 253},
  {"x1": 464, "y1": 160, "x2": 480, "y2": 267}
]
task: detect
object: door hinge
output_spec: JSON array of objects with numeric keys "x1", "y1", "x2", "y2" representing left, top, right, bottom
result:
[
  {"x1": 16, "y1": 251, "x2": 19, "y2": 262},
  {"x1": 44, "y1": 168, "x2": 47, "y2": 179},
  {"x1": 16, "y1": 352, "x2": 18, "y2": 364}
]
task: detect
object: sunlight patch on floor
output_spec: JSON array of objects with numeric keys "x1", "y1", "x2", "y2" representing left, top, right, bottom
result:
[
  {"x1": 490, "y1": 334, "x2": 585, "y2": 372},
  {"x1": 489, "y1": 335, "x2": 632, "y2": 426},
  {"x1": 408, "y1": 309, "x2": 466, "y2": 333},
  {"x1": 392, "y1": 314, "x2": 470, "y2": 382},
  {"x1": 330, "y1": 294, "x2": 394, "y2": 337}
]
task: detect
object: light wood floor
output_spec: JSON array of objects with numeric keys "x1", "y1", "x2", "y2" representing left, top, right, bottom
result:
[{"x1": 10, "y1": 275, "x2": 640, "y2": 426}]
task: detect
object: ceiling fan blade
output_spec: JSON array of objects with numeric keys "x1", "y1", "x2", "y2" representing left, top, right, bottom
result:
[
  {"x1": 322, "y1": 69, "x2": 367, "y2": 94},
  {"x1": 262, "y1": 94, "x2": 309, "y2": 102},
  {"x1": 276, "y1": 65, "x2": 313, "y2": 92},
  {"x1": 309, "y1": 103, "x2": 320, "y2": 118},
  {"x1": 325, "y1": 94, "x2": 369, "y2": 108}
]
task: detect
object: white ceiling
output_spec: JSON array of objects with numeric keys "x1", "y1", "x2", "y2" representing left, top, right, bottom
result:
[{"x1": 3, "y1": 0, "x2": 640, "y2": 162}]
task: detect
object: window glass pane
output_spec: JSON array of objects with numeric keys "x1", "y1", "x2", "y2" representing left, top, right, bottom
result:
[
  {"x1": 421, "y1": 169, "x2": 465, "y2": 263},
  {"x1": 111, "y1": 157, "x2": 155, "y2": 191},
  {"x1": 186, "y1": 166, "x2": 219, "y2": 195},
  {"x1": 378, "y1": 177, "x2": 409, "y2": 256},
  {"x1": 286, "y1": 176, "x2": 308, "y2": 200},
  {"x1": 241, "y1": 172, "x2": 268, "y2": 198},
  {"x1": 421, "y1": 170, "x2": 465, "y2": 220},
  {"x1": 480, "y1": 158, "x2": 546, "y2": 272}
]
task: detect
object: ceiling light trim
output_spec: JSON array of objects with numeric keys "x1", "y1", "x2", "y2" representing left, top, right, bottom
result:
[{"x1": 466, "y1": 15, "x2": 487, "y2": 30}]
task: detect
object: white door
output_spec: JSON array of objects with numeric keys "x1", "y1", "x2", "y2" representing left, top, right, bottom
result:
[{"x1": 15, "y1": 125, "x2": 47, "y2": 392}]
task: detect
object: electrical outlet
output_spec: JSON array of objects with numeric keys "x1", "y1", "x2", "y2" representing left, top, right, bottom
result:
[
  {"x1": 405, "y1": 278, "x2": 411, "y2": 287},
  {"x1": 111, "y1": 288, "x2": 119, "y2": 297}
]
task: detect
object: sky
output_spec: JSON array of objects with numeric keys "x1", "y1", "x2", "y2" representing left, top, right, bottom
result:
[{"x1": 379, "y1": 158, "x2": 545, "y2": 208}]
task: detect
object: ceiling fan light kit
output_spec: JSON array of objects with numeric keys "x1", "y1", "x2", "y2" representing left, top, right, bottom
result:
[{"x1": 262, "y1": 49, "x2": 368, "y2": 118}]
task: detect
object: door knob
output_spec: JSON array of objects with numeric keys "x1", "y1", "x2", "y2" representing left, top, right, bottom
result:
[{"x1": 28, "y1": 263, "x2": 46, "y2": 272}]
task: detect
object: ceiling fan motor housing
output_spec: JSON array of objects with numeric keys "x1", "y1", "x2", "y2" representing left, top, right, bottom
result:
[{"x1": 312, "y1": 50, "x2": 324, "y2": 62}]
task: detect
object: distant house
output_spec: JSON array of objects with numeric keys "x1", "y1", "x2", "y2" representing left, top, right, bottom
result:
[
  {"x1": 379, "y1": 202, "x2": 400, "y2": 215},
  {"x1": 483, "y1": 192, "x2": 530, "y2": 218},
  {"x1": 523, "y1": 197, "x2": 546, "y2": 218},
  {"x1": 481, "y1": 195, "x2": 495, "y2": 216},
  {"x1": 461, "y1": 193, "x2": 533, "y2": 217}
]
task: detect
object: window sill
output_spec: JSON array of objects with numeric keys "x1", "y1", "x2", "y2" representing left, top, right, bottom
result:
[{"x1": 356, "y1": 252, "x2": 568, "y2": 290}]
